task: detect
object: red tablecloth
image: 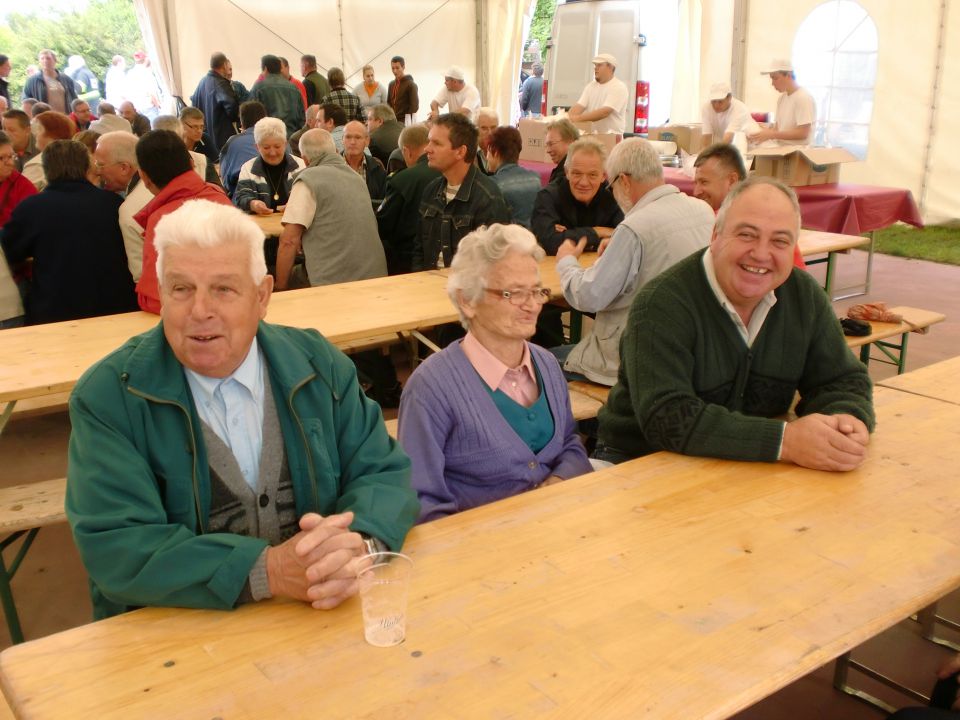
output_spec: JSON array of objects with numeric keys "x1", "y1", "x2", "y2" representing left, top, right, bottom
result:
[
  {"x1": 520, "y1": 159, "x2": 554, "y2": 186},
  {"x1": 662, "y1": 167, "x2": 922, "y2": 234},
  {"x1": 520, "y1": 162, "x2": 922, "y2": 234}
]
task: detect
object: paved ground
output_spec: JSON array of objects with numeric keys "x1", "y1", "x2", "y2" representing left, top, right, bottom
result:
[{"x1": 0, "y1": 248, "x2": 956, "y2": 717}]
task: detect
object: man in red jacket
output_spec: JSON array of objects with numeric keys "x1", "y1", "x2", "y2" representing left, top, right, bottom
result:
[{"x1": 133, "y1": 129, "x2": 232, "y2": 313}]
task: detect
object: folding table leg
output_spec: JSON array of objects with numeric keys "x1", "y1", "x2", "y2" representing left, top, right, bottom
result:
[
  {"x1": 915, "y1": 603, "x2": 960, "y2": 652},
  {"x1": 833, "y1": 650, "x2": 929, "y2": 713}
]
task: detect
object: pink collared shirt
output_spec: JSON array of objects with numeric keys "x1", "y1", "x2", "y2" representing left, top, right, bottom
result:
[{"x1": 460, "y1": 333, "x2": 540, "y2": 408}]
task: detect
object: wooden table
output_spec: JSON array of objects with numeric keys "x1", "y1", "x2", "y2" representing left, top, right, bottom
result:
[
  {"x1": 0, "y1": 272, "x2": 446, "y2": 409},
  {"x1": 0, "y1": 255, "x2": 587, "y2": 425},
  {"x1": 250, "y1": 212, "x2": 284, "y2": 237},
  {"x1": 4, "y1": 386, "x2": 959, "y2": 719},
  {"x1": 878, "y1": 355, "x2": 960, "y2": 405},
  {"x1": 797, "y1": 229, "x2": 870, "y2": 298}
]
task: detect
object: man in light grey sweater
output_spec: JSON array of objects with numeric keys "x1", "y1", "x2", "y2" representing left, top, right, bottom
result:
[
  {"x1": 275, "y1": 128, "x2": 386, "y2": 290},
  {"x1": 552, "y1": 137, "x2": 715, "y2": 385}
]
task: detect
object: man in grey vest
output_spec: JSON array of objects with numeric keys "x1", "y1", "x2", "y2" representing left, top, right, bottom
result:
[
  {"x1": 275, "y1": 128, "x2": 387, "y2": 290},
  {"x1": 275, "y1": 128, "x2": 400, "y2": 406},
  {"x1": 65, "y1": 200, "x2": 418, "y2": 620},
  {"x1": 552, "y1": 137, "x2": 714, "y2": 385}
]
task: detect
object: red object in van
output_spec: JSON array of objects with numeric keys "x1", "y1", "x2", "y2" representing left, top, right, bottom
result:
[{"x1": 634, "y1": 81, "x2": 650, "y2": 132}]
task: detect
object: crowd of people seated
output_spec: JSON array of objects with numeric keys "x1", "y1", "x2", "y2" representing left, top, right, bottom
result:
[{"x1": 2, "y1": 52, "x2": 898, "y2": 709}]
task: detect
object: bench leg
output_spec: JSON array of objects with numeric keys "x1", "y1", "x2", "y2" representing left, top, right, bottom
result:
[
  {"x1": 0, "y1": 528, "x2": 40, "y2": 645},
  {"x1": 859, "y1": 333, "x2": 911, "y2": 374}
]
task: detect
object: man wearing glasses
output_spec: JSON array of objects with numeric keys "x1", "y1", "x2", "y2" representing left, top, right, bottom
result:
[{"x1": 551, "y1": 138, "x2": 713, "y2": 386}]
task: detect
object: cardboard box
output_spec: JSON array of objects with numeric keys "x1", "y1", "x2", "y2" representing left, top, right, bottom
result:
[
  {"x1": 750, "y1": 146, "x2": 857, "y2": 186},
  {"x1": 580, "y1": 132, "x2": 618, "y2": 155},
  {"x1": 647, "y1": 124, "x2": 707, "y2": 155},
  {"x1": 519, "y1": 118, "x2": 621, "y2": 163},
  {"x1": 519, "y1": 117, "x2": 550, "y2": 162}
]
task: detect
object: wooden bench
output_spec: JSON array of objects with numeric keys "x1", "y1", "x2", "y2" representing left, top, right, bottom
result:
[
  {"x1": 843, "y1": 306, "x2": 946, "y2": 374},
  {"x1": 0, "y1": 478, "x2": 68, "y2": 644}
]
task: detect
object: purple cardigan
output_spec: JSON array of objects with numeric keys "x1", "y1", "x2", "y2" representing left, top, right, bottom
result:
[{"x1": 397, "y1": 340, "x2": 592, "y2": 523}]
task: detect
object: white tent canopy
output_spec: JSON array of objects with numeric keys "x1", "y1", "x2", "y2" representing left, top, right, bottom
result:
[
  {"x1": 134, "y1": 0, "x2": 527, "y2": 130},
  {"x1": 136, "y1": 0, "x2": 958, "y2": 224}
]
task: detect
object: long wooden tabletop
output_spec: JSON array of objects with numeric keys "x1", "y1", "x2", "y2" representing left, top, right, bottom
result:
[
  {"x1": 3, "y1": 386, "x2": 959, "y2": 719},
  {"x1": 0, "y1": 255, "x2": 596, "y2": 405},
  {"x1": 878, "y1": 355, "x2": 960, "y2": 405},
  {"x1": 251, "y1": 212, "x2": 284, "y2": 237},
  {"x1": 797, "y1": 229, "x2": 869, "y2": 256}
]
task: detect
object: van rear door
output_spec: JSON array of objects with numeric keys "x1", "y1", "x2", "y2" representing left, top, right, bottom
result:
[{"x1": 546, "y1": 1, "x2": 642, "y2": 134}]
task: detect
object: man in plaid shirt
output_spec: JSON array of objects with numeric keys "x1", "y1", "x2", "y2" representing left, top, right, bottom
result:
[{"x1": 321, "y1": 67, "x2": 365, "y2": 123}]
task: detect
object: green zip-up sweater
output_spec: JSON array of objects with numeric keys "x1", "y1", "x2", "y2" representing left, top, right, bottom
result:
[
  {"x1": 66, "y1": 321, "x2": 419, "y2": 619},
  {"x1": 598, "y1": 248, "x2": 875, "y2": 461}
]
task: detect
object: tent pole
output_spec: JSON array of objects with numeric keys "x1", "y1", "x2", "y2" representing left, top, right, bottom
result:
[
  {"x1": 337, "y1": 0, "x2": 346, "y2": 71},
  {"x1": 731, "y1": 0, "x2": 748, "y2": 99},
  {"x1": 918, "y1": 0, "x2": 947, "y2": 218},
  {"x1": 476, "y1": 0, "x2": 488, "y2": 103}
]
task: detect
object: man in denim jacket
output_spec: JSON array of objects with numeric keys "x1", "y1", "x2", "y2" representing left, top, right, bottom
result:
[{"x1": 412, "y1": 113, "x2": 510, "y2": 270}]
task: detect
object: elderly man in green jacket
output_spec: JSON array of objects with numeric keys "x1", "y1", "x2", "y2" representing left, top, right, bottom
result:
[{"x1": 66, "y1": 199, "x2": 419, "y2": 620}]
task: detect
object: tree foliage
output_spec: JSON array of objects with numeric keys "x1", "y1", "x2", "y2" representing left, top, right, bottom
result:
[
  {"x1": 528, "y1": 0, "x2": 557, "y2": 64},
  {"x1": 1, "y1": 0, "x2": 143, "y2": 101}
]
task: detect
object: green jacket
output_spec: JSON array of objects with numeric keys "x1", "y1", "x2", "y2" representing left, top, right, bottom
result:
[
  {"x1": 598, "y1": 248, "x2": 875, "y2": 461},
  {"x1": 66, "y1": 321, "x2": 419, "y2": 619}
]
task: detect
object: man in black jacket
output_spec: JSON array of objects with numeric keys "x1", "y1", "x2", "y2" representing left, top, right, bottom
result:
[
  {"x1": 376, "y1": 125, "x2": 441, "y2": 275},
  {"x1": 413, "y1": 113, "x2": 510, "y2": 271},
  {"x1": 531, "y1": 137, "x2": 622, "y2": 256},
  {"x1": 190, "y1": 52, "x2": 239, "y2": 156}
]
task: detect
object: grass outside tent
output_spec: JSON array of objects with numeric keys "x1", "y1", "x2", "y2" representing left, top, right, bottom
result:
[{"x1": 874, "y1": 224, "x2": 960, "y2": 266}]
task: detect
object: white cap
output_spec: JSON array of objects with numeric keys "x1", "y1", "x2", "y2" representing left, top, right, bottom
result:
[
  {"x1": 708, "y1": 82, "x2": 731, "y2": 101},
  {"x1": 761, "y1": 58, "x2": 794, "y2": 74},
  {"x1": 592, "y1": 53, "x2": 617, "y2": 67},
  {"x1": 444, "y1": 65, "x2": 465, "y2": 81}
]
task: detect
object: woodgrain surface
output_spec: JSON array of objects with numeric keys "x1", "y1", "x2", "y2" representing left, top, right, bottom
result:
[
  {"x1": 3, "y1": 386, "x2": 959, "y2": 719},
  {"x1": 0, "y1": 255, "x2": 595, "y2": 404},
  {"x1": 878, "y1": 355, "x2": 960, "y2": 405}
]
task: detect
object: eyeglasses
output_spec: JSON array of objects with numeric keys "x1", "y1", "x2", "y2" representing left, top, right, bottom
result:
[
  {"x1": 94, "y1": 160, "x2": 123, "y2": 171},
  {"x1": 568, "y1": 170, "x2": 604, "y2": 182},
  {"x1": 485, "y1": 287, "x2": 551, "y2": 306},
  {"x1": 184, "y1": 122, "x2": 205, "y2": 132}
]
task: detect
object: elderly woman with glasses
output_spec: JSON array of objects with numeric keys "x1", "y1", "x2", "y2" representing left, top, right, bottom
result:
[
  {"x1": 398, "y1": 223, "x2": 592, "y2": 523},
  {"x1": 233, "y1": 116, "x2": 305, "y2": 215}
]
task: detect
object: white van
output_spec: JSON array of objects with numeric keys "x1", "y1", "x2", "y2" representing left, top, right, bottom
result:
[
  {"x1": 544, "y1": 0, "x2": 650, "y2": 134},
  {"x1": 543, "y1": 0, "x2": 679, "y2": 133}
]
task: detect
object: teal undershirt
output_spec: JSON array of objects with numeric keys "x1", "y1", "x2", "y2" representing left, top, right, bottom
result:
[{"x1": 483, "y1": 357, "x2": 555, "y2": 454}]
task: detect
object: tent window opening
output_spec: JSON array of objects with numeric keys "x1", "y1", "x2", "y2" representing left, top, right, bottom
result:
[{"x1": 793, "y1": 0, "x2": 878, "y2": 160}]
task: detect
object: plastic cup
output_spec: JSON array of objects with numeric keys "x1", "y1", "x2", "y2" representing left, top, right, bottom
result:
[{"x1": 357, "y1": 552, "x2": 413, "y2": 647}]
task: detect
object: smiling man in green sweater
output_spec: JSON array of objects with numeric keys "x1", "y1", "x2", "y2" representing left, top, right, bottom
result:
[{"x1": 596, "y1": 176, "x2": 874, "y2": 472}]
